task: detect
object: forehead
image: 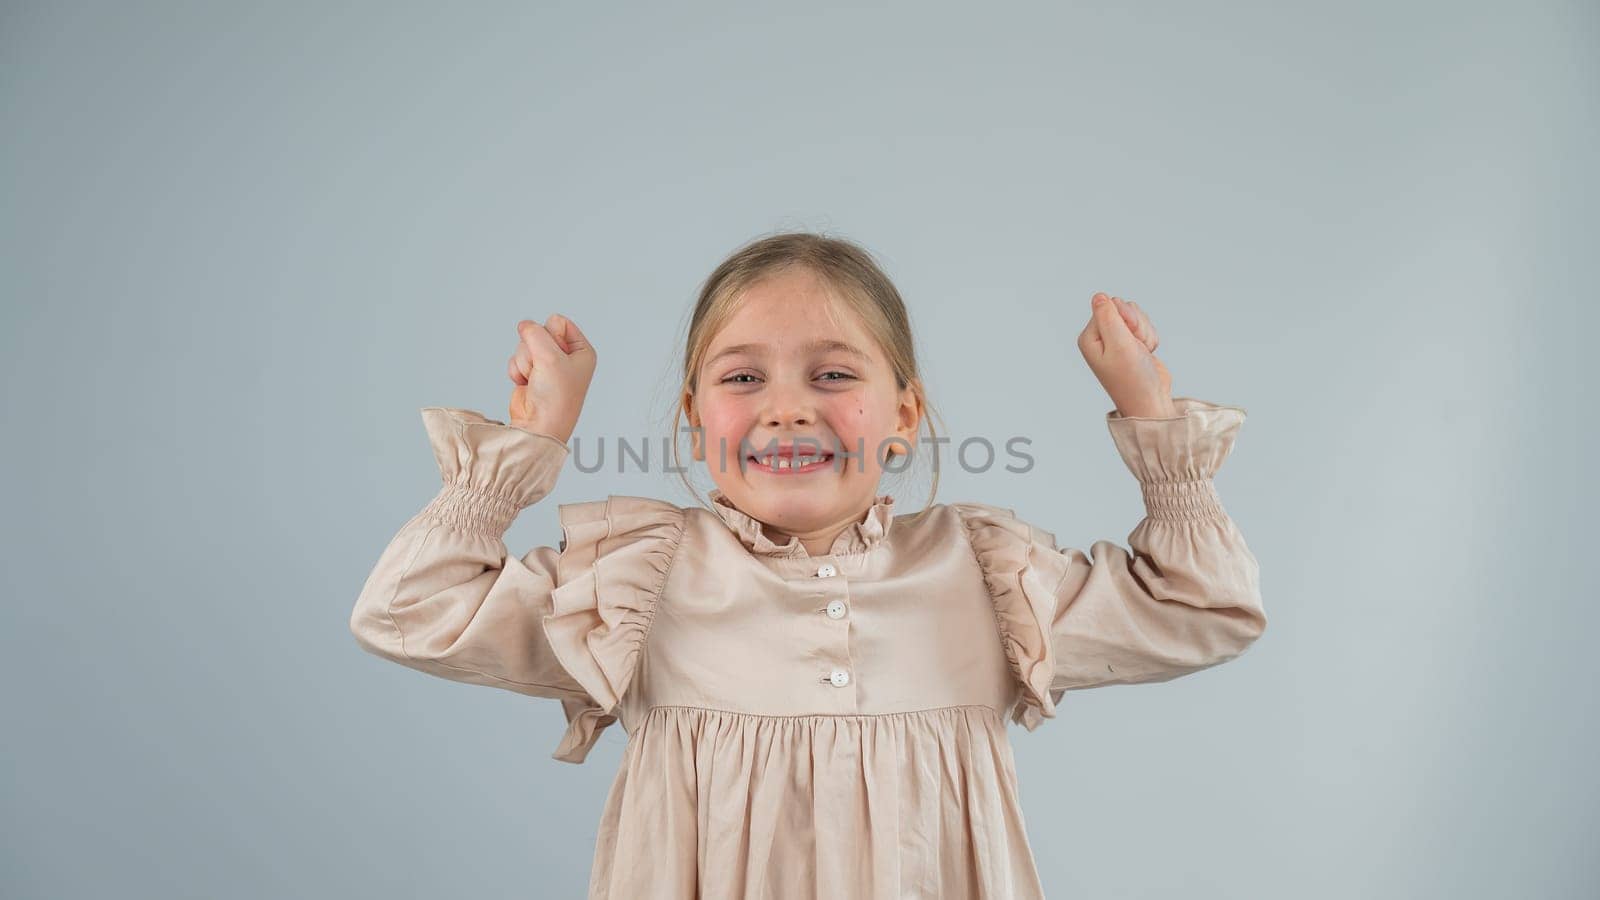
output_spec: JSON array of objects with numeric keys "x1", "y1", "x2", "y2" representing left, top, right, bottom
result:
[{"x1": 707, "y1": 269, "x2": 878, "y2": 356}]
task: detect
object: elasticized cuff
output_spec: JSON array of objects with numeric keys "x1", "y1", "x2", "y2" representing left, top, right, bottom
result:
[
  {"x1": 419, "y1": 483, "x2": 524, "y2": 535},
  {"x1": 416, "y1": 407, "x2": 570, "y2": 536},
  {"x1": 1105, "y1": 397, "x2": 1246, "y2": 521},
  {"x1": 1137, "y1": 479, "x2": 1225, "y2": 521}
]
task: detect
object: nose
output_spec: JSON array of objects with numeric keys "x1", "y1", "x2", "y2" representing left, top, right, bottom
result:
[
  {"x1": 764, "y1": 406, "x2": 815, "y2": 430},
  {"x1": 762, "y1": 382, "x2": 816, "y2": 430}
]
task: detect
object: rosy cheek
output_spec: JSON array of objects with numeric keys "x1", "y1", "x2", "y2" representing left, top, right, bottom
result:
[
  {"x1": 843, "y1": 392, "x2": 877, "y2": 425},
  {"x1": 697, "y1": 409, "x2": 746, "y2": 463},
  {"x1": 825, "y1": 399, "x2": 876, "y2": 450}
]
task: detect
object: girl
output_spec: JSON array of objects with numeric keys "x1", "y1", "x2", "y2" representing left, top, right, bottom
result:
[{"x1": 350, "y1": 232, "x2": 1265, "y2": 898}]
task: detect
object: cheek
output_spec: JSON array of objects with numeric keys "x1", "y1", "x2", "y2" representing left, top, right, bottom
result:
[
  {"x1": 827, "y1": 393, "x2": 885, "y2": 439},
  {"x1": 827, "y1": 400, "x2": 898, "y2": 469},
  {"x1": 837, "y1": 404, "x2": 869, "y2": 434},
  {"x1": 697, "y1": 405, "x2": 749, "y2": 454}
]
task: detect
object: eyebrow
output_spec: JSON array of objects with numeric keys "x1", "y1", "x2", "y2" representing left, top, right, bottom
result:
[{"x1": 705, "y1": 339, "x2": 871, "y2": 368}]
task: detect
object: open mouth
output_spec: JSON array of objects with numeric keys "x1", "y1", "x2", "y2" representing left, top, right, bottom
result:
[{"x1": 747, "y1": 451, "x2": 835, "y2": 475}]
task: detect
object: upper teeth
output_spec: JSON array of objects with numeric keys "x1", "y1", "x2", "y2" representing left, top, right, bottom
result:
[{"x1": 759, "y1": 454, "x2": 825, "y2": 469}]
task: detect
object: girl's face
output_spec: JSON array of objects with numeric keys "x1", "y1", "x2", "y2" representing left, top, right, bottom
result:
[{"x1": 686, "y1": 267, "x2": 920, "y2": 548}]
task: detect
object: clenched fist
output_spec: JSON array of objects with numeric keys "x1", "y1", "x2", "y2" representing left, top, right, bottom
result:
[
  {"x1": 506, "y1": 314, "x2": 596, "y2": 443},
  {"x1": 1077, "y1": 293, "x2": 1176, "y2": 419}
]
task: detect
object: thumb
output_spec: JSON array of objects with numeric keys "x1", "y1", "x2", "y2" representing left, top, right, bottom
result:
[{"x1": 545, "y1": 313, "x2": 593, "y2": 356}]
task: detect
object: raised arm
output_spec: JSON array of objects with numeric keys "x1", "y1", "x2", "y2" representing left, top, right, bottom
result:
[
  {"x1": 349, "y1": 406, "x2": 590, "y2": 702},
  {"x1": 964, "y1": 295, "x2": 1264, "y2": 730},
  {"x1": 957, "y1": 398, "x2": 1265, "y2": 731},
  {"x1": 1048, "y1": 397, "x2": 1265, "y2": 692}
]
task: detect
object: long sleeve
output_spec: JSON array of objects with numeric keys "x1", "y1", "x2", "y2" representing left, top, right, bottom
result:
[
  {"x1": 1048, "y1": 396, "x2": 1265, "y2": 693},
  {"x1": 955, "y1": 396, "x2": 1266, "y2": 730},
  {"x1": 348, "y1": 406, "x2": 589, "y2": 702}
]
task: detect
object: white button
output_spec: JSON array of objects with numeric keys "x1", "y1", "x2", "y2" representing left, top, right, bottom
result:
[
  {"x1": 825, "y1": 600, "x2": 848, "y2": 619},
  {"x1": 816, "y1": 563, "x2": 838, "y2": 578},
  {"x1": 829, "y1": 668, "x2": 851, "y2": 687}
]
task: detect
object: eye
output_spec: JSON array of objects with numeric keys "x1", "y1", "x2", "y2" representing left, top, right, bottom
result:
[
  {"x1": 720, "y1": 372, "x2": 760, "y2": 384},
  {"x1": 817, "y1": 370, "x2": 856, "y2": 383}
]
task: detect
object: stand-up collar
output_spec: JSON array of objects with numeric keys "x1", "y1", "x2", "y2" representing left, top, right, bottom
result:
[{"x1": 707, "y1": 488, "x2": 895, "y2": 558}]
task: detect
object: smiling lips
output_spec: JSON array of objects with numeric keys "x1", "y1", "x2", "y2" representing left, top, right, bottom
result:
[{"x1": 747, "y1": 447, "x2": 836, "y2": 475}]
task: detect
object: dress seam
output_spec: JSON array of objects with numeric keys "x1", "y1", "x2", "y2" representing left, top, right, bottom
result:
[{"x1": 640, "y1": 703, "x2": 1003, "y2": 722}]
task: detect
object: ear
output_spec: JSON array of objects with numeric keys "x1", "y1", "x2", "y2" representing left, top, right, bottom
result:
[
  {"x1": 683, "y1": 389, "x2": 704, "y2": 461},
  {"x1": 894, "y1": 379, "x2": 923, "y2": 451}
]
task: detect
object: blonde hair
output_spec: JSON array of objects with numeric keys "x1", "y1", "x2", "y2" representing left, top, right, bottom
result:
[{"x1": 667, "y1": 231, "x2": 945, "y2": 514}]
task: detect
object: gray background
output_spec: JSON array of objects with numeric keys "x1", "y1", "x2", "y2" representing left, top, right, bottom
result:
[{"x1": 2, "y1": 1, "x2": 1592, "y2": 898}]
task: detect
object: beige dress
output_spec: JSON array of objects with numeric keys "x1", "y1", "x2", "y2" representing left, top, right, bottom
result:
[{"x1": 350, "y1": 397, "x2": 1266, "y2": 899}]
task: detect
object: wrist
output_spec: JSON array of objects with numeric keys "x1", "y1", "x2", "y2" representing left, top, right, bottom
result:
[
  {"x1": 511, "y1": 418, "x2": 572, "y2": 444},
  {"x1": 1114, "y1": 398, "x2": 1179, "y2": 419}
]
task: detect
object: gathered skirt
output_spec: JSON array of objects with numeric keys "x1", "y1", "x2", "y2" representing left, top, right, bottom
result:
[{"x1": 584, "y1": 704, "x2": 1047, "y2": 899}]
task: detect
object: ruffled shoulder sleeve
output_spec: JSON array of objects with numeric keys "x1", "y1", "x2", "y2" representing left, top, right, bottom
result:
[
  {"x1": 950, "y1": 501, "x2": 1074, "y2": 731},
  {"x1": 541, "y1": 495, "x2": 687, "y2": 764}
]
